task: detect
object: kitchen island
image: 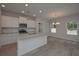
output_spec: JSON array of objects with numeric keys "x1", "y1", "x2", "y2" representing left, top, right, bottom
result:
[{"x1": 17, "y1": 33, "x2": 47, "y2": 56}]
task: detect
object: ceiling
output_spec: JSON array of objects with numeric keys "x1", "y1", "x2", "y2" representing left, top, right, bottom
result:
[{"x1": 1, "y1": 3, "x2": 79, "y2": 19}]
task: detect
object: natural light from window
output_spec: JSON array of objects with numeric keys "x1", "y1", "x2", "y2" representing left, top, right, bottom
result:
[
  {"x1": 67, "y1": 21, "x2": 77, "y2": 35},
  {"x1": 67, "y1": 30, "x2": 77, "y2": 35},
  {"x1": 51, "y1": 28, "x2": 56, "y2": 33}
]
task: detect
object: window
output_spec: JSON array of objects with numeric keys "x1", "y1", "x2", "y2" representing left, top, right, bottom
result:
[
  {"x1": 67, "y1": 21, "x2": 77, "y2": 35},
  {"x1": 51, "y1": 28, "x2": 56, "y2": 33},
  {"x1": 50, "y1": 22, "x2": 60, "y2": 33},
  {"x1": 51, "y1": 22, "x2": 56, "y2": 33}
]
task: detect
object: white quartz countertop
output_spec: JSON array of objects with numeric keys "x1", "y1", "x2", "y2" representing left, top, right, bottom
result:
[
  {"x1": 18, "y1": 33, "x2": 47, "y2": 40},
  {"x1": 0, "y1": 33, "x2": 48, "y2": 40}
]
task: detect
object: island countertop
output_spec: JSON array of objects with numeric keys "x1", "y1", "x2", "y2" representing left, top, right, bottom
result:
[
  {"x1": 18, "y1": 33, "x2": 48, "y2": 40},
  {"x1": 0, "y1": 32, "x2": 48, "y2": 47},
  {"x1": 17, "y1": 33, "x2": 48, "y2": 56}
]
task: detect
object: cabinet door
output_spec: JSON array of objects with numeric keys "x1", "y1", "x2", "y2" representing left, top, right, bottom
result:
[
  {"x1": 19, "y1": 17, "x2": 27, "y2": 23},
  {"x1": 27, "y1": 20, "x2": 36, "y2": 28},
  {"x1": 1, "y1": 15, "x2": 19, "y2": 27},
  {"x1": 19, "y1": 16, "x2": 36, "y2": 28}
]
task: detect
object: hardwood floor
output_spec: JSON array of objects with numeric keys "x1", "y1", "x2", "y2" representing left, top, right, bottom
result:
[
  {"x1": 0, "y1": 43, "x2": 17, "y2": 56},
  {"x1": 24, "y1": 36, "x2": 79, "y2": 56},
  {"x1": 0, "y1": 36, "x2": 79, "y2": 56}
]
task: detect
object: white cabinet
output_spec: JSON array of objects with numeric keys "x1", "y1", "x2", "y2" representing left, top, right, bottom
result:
[
  {"x1": 1, "y1": 15, "x2": 19, "y2": 27},
  {"x1": 0, "y1": 34, "x2": 18, "y2": 46},
  {"x1": 1, "y1": 16, "x2": 36, "y2": 28},
  {"x1": 27, "y1": 20, "x2": 36, "y2": 28},
  {"x1": 19, "y1": 16, "x2": 36, "y2": 28},
  {"x1": 19, "y1": 16, "x2": 27, "y2": 23}
]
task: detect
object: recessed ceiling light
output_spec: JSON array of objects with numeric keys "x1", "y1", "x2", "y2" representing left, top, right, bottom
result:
[
  {"x1": 33, "y1": 14, "x2": 36, "y2": 17},
  {"x1": 1, "y1": 4, "x2": 5, "y2": 7},
  {"x1": 21, "y1": 11, "x2": 24, "y2": 13},
  {"x1": 25, "y1": 4, "x2": 28, "y2": 7},
  {"x1": 39, "y1": 10, "x2": 42, "y2": 13}
]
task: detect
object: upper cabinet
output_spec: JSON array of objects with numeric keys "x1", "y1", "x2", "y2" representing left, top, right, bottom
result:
[
  {"x1": 1, "y1": 15, "x2": 19, "y2": 27},
  {"x1": 19, "y1": 16, "x2": 27, "y2": 23},
  {"x1": 27, "y1": 20, "x2": 36, "y2": 28},
  {"x1": 1, "y1": 16, "x2": 36, "y2": 28},
  {"x1": 19, "y1": 16, "x2": 36, "y2": 28}
]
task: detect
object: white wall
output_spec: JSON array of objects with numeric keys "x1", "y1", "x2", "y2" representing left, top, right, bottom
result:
[
  {"x1": 36, "y1": 18, "x2": 49, "y2": 34},
  {"x1": 49, "y1": 14, "x2": 79, "y2": 42},
  {"x1": 0, "y1": 7, "x2": 1, "y2": 33},
  {"x1": 0, "y1": 7, "x2": 1, "y2": 47}
]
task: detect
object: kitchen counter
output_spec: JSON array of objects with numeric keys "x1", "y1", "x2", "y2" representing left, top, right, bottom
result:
[
  {"x1": 17, "y1": 33, "x2": 47, "y2": 56},
  {"x1": 18, "y1": 33, "x2": 47, "y2": 40},
  {"x1": 0, "y1": 33, "x2": 19, "y2": 47},
  {"x1": 0, "y1": 32, "x2": 48, "y2": 56}
]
